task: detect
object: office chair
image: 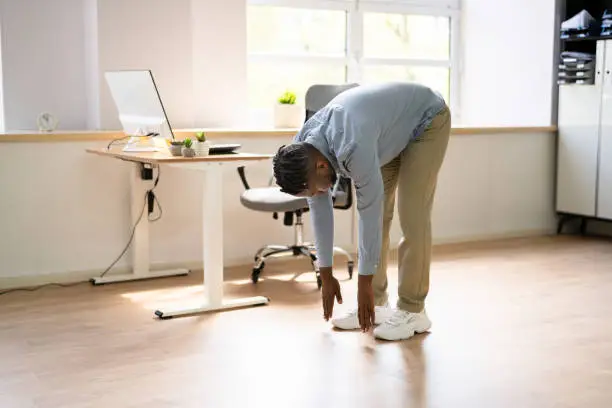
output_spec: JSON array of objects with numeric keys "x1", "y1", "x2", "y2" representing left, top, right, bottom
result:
[{"x1": 237, "y1": 83, "x2": 359, "y2": 289}]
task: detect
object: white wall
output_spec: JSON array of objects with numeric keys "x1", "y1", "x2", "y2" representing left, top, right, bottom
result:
[
  {"x1": 0, "y1": 136, "x2": 351, "y2": 281},
  {"x1": 95, "y1": 0, "x2": 195, "y2": 130},
  {"x1": 429, "y1": 131, "x2": 555, "y2": 241},
  {"x1": 0, "y1": 20, "x2": 4, "y2": 133},
  {"x1": 0, "y1": 0, "x2": 247, "y2": 131},
  {"x1": 383, "y1": 132, "x2": 557, "y2": 250},
  {"x1": 0, "y1": 0, "x2": 561, "y2": 285},
  {"x1": 0, "y1": 0, "x2": 88, "y2": 131},
  {"x1": 91, "y1": 0, "x2": 249, "y2": 129},
  {"x1": 0, "y1": 0, "x2": 558, "y2": 131},
  {"x1": 0, "y1": 131, "x2": 556, "y2": 283},
  {"x1": 83, "y1": 0, "x2": 100, "y2": 130},
  {"x1": 458, "y1": 0, "x2": 557, "y2": 127},
  {"x1": 191, "y1": 0, "x2": 248, "y2": 127}
]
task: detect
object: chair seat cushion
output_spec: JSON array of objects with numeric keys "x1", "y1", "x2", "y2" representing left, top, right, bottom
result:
[{"x1": 240, "y1": 187, "x2": 309, "y2": 212}]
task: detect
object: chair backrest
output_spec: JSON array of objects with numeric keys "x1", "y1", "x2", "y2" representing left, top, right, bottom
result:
[
  {"x1": 304, "y1": 83, "x2": 359, "y2": 210},
  {"x1": 304, "y1": 83, "x2": 359, "y2": 122}
]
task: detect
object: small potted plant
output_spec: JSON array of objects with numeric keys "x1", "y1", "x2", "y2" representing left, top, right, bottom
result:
[
  {"x1": 274, "y1": 90, "x2": 303, "y2": 128},
  {"x1": 169, "y1": 139, "x2": 184, "y2": 156},
  {"x1": 182, "y1": 137, "x2": 195, "y2": 157},
  {"x1": 192, "y1": 131, "x2": 211, "y2": 156}
]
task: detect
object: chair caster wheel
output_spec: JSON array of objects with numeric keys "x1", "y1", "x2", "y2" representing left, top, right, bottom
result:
[
  {"x1": 252, "y1": 263, "x2": 264, "y2": 284},
  {"x1": 347, "y1": 261, "x2": 354, "y2": 279}
]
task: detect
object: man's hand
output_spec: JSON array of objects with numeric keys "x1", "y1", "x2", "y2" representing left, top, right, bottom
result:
[
  {"x1": 320, "y1": 267, "x2": 342, "y2": 321},
  {"x1": 357, "y1": 275, "x2": 375, "y2": 332}
]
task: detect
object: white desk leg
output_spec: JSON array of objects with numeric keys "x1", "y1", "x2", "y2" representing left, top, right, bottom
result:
[
  {"x1": 154, "y1": 163, "x2": 269, "y2": 319},
  {"x1": 91, "y1": 163, "x2": 189, "y2": 285}
]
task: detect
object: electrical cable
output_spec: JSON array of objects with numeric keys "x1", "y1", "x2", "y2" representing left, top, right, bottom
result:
[
  {"x1": 0, "y1": 282, "x2": 86, "y2": 296},
  {"x1": 97, "y1": 191, "x2": 148, "y2": 279},
  {"x1": 149, "y1": 166, "x2": 162, "y2": 222},
  {"x1": 149, "y1": 193, "x2": 163, "y2": 222},
  {"x1": 107, "y1": 136, "x2": 131, "y2": 150},
  {"x1": 0, "y1": 166, "x2": 163, "y2": 296},
  {"x1": 98, "y1": 165, "x2": 161, "y2": 279},
  {"x1": 106, "y1": 132, "x2": 160, "y2": 150}
]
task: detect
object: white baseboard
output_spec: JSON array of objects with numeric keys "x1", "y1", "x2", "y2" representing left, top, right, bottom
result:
[
  {"x1": 0, "y1": 256, "x2": 304, "y2": 291},
  {"x1": 0, "y1": 228, "x2": 554, "y2": 291},
  {"x1": 387, "y1": 228, "x2": 555, "y2": 263},
  {"x1": 431, "y1": 227, "x2": 556, "y2": 246},
  {"x1": 0, "y1": 262, "x2": 194, "y2": 291}
]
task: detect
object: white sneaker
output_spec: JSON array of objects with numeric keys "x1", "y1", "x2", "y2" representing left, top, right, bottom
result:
[
  {"x1": 373, "y1": 309, "x2": 432, "y2": 341},
  {"x1": 331, "y1": 304, "x2": 395, "y2": 330}
]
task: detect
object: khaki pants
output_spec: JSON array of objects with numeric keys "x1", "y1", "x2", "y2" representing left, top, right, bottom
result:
[{"x1": 373, "y1": 105, "x2": 451, "y2": 313}]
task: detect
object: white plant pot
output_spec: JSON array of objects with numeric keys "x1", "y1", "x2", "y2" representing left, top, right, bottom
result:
[
  {"x1": 192, "y1": 140, "x2": 211, "y2": 156},
  {"x1": 274, "y1": 103, "x2": 303, "y2": 128}
]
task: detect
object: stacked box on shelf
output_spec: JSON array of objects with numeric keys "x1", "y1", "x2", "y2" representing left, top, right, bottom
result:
[
  {"x1": 558, "y1": 51, "x2": 596, "y2": 85},
  {"x1": 601, "y1": 10, "x2": 612, "y2": 36},
  {"x1": 560, "y1": 9, "x2": 598, "y2": 39}
]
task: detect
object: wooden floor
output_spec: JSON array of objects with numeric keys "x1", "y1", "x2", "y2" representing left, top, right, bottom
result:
[{"x1": 1, "y1": 235, "x2": 612, "y2": 408}]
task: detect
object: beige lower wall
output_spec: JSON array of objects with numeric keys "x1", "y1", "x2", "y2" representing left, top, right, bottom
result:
[{"x1": 0, "y1": 129, "x2": 557, "y2": 288}]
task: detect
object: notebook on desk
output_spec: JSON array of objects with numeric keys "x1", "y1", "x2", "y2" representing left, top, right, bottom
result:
[{"x1": 209, "y1": 144, "x2": 241, "y2": 154}]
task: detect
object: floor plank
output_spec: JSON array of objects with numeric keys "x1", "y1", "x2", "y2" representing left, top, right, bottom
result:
[{"x1": 1, "y1": 235, "x2": 611, "y2": 408}]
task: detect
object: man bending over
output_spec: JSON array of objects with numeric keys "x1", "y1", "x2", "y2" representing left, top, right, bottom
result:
[{"x1": 272, "y1": 82, "x2": 451, "y2": 341}]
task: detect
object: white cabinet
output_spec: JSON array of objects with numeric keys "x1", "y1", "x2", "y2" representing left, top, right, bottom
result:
[
  {"x1": 597, "y1": 41, "x2": 612, "y2": 220},
  {"x1": 556, "y1": 83, "x2": 602, "y2": 216},
  {"x1": 557, "y1": 40, "x2": 612, "y2": 225}
]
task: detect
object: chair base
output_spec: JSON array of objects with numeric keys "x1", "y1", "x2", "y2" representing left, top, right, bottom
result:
[{"x1": 252, "y1": 243, "x2": 354, "y2": 289}]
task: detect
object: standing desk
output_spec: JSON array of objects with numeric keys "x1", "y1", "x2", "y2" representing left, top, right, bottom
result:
[{"x1": 86, "y1": 147, "x2": 272, "y2": 319}]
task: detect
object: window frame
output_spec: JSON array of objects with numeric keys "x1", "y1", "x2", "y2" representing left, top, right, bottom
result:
[{"x1": 247, "y1": 0, "x2": 461, "y2": 119}]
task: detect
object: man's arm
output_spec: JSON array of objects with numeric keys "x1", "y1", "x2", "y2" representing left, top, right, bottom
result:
[
  {"x1": 307, "y1": 191, "x2": 334, "y2": 271},
  {"x1": 291, "y1": 119, "x2": 334, "y2": 268},
  {"x1": 346, "y1": 147, "x2": 384, "y2": 276}
]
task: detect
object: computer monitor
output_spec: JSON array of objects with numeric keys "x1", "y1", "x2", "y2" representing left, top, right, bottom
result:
[{"x1": 104, "y1": 70, "x2": 175, "y2": 151}]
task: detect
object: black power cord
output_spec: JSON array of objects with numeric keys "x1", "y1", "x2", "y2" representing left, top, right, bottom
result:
[
  {"x1": 95, "y1": 165, "x2": 162, "y2": 280},
  {"x1": 95, "y1": 191, "x2": 148, "y2": 280},
  {"x1": 0, "y1": 166, "x2": 163, "y2": 297},
  {"x1": 0, "y1": 281, "x2": 86, "y2": 296}
]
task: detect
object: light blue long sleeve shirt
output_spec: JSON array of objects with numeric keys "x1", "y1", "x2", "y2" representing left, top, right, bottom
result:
[{"x1": 292, "y1": 82, "x2": 447, "y2": 276}]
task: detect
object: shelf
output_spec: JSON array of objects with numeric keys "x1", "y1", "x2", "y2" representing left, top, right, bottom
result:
[{"x1": 561, "y1": 35, "x2": 612, "y2": 42}]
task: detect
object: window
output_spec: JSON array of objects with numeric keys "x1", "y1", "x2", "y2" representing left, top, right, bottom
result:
[
  {"x1": 246, "y1": 3, "x2": 349, "y2": 116},
  {"x1": 361, "y1": 12, "x2": 451, "y2": 100},
  {"x1": 247, "y1": 0, "x2": 460, "y2": 125}
]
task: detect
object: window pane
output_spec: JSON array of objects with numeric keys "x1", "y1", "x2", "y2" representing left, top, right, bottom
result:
[
  {"x1": 362, "y1": 65, "x2": 450, "y2": 103},
  {"x1": 247, "y1": 6, "x2": 347, "y2": 56},
  {"x1": 364, "y1": 13, "x2": 450, "y2": 60},
  {"x1": 247, "y1": 60, "x2": 347, "y2": 109}
]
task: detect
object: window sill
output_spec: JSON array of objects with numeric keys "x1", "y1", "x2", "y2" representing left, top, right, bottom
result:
[{"x1": 0, "y1": 125, "x2": 557, "y2": 143}]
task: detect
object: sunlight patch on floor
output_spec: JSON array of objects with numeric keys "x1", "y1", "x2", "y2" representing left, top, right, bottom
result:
[
  {"x1": 120, "y1": 285, "x2": 205, "y2": 310},
  {"x1": 226, "y1": 271, "x2": 319, "y2": 286}
]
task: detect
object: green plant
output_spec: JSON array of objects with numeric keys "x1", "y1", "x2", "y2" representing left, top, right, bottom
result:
[
  {"x1": 278, "y1": 90, "x2": 297, "y2": 105},
  {"x1": 184, "y1": 138, "x2": 193, "y2": 148},
  {"x1": 195, "y1": 131, "x2": 206, "y2": 142},
  {"x1": 170, "y1": 140, "x2": 184, "y2": 146}
]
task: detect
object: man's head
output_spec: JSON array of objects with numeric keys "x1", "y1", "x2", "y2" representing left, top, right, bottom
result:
[{"x1": 273, "y1": 142, "x2": 337, "y2": 197}]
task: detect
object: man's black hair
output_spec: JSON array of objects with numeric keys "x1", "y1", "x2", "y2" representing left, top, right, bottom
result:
[{"x1": 273, "y1": 143, "x2": 312, "y2": 195}]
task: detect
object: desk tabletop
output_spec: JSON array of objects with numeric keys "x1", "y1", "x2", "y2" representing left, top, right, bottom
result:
[{"x1": 86, "y1": 147, "x2": 273, "y2": 164}]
